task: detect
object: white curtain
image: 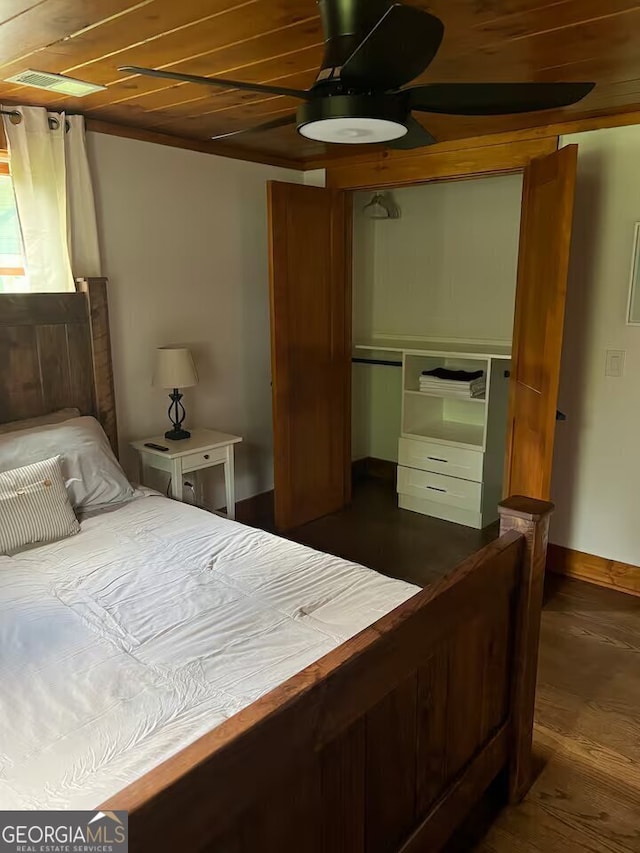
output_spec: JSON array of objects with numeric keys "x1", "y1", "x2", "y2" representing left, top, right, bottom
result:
[
  {"x1": 2, "y1": 106, "x2": 101, "y2": 292},
  {"x1": 65, "y1": 114, "x2": 101, "y2": 278}
]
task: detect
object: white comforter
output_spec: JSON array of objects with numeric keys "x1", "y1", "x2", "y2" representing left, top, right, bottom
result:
[{"x1": 0, "y1": 494, "x2": 418, "y2": 809}]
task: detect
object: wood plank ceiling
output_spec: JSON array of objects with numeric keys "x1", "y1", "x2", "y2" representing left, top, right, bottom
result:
[{"x1": 0, "y1": 0, "x2": 639, "y2": 166}]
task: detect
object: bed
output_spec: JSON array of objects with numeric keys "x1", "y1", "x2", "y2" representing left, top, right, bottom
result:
[
  {"x1": 1, "y1": 489, "x2": 419, "y2": 809},
  {"x1": 0, "y1": 280, "x2": 552, "y2": 853}
]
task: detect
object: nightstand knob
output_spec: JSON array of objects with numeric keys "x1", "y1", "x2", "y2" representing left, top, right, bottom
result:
[{"x1": 204, "y1": 453, "x2": 210, "y2": 460}]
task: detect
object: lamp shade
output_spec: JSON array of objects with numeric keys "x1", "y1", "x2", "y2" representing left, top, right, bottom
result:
[{"x1": 153, "y1": 346, "x2": 198, "y2": 390}]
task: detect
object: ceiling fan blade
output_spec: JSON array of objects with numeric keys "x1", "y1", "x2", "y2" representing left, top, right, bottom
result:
[
  {"x1": 407, "y1": 82, "x2": 595, "y2": 115},
  {"x1": 386, "y1": 115, "x2": 436, "y2": 150},
  {"x1": 118, "y1": 65, "x2": 311, "y2": 100},
  {"x1": 339, "y1": 4, "x2": 444, "y2": 91},
  {"x1": 210, "y1": 113, "x2": 297, "y2": 140}
]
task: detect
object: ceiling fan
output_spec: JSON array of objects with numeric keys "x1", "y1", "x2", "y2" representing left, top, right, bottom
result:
[{"x1": 119, "y1": 0, "x2": 595, "y2": 150}]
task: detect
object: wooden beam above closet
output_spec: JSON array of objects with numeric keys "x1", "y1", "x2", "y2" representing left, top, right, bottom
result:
[{"x1": 324, "y1": 136, "x2": 559, "y2": 191}]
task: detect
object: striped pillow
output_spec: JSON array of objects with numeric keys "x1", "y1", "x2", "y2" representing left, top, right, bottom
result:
[{"x1": 0, "y1": 456, "x2": 80, "y2": 555}]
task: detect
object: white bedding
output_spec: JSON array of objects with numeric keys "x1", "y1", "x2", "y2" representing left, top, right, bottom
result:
[{"x1": 0, "y1": 493, "x2": 418, "y2": 810}]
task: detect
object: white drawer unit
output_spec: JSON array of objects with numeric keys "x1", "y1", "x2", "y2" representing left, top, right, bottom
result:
[
  {"x1": 397, "y1": 466, "x2": 482, "y2": 513},
  {"x1": 398, "y1": 437, "x2": 483, "y2": 482},
  {"x1": 181, "y1": 446, "x2": 227, "y2": 473},
  {"x1": 397, "y1": 466, "x2": 485, "y2": 528},
  {"x1": 387, "y1": 345, "x2": 511, "y2": 529}
]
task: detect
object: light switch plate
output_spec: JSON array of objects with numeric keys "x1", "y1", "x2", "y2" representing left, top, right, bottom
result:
[{"x1": 605, "y1": 349, "x2": 625, "y2": 377}]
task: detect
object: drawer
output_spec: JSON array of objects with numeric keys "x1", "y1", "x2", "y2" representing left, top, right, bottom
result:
[
  {"x1": 398, "y1": 437, "x2": 483, "y2": 482},
  {"x1": 397, "y1": 466, "x2": 482, "y2": 512},
  {"x1": 181, "y1": 446, "x2": 227, "y2": 473}
]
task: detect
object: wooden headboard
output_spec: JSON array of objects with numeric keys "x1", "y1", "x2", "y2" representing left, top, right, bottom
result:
[{"x1": 0, "y1": 277, "x2": 118, "y2": 454}]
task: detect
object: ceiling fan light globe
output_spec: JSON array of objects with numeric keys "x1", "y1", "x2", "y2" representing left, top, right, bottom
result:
[
  {"x1": 296, "y1": 94, "x2": 409, "y2": 145},
  {"x1": 299, "y1": 116, "x2": 407, "y2": 144}
]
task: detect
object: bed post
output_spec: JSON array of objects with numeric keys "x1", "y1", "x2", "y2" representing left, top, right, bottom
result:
[
  {"x1": 76, "y1": 277, "x2": 118, "y2": 457},
  {"x1": 498, "y1": 495, "x2": 554, "y2": 804}
]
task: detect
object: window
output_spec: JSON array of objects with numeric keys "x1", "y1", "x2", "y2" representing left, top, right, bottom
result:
[{"x1": 0, "y1": 157, "x2": 29, "y2": 293}]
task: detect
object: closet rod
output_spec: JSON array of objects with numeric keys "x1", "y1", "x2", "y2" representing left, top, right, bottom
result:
[{"x1": 352, "y1": 357, "x2": 402, "y2": 367}]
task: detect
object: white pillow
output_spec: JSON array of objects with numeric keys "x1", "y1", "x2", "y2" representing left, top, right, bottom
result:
[
  {"x1": 0, "y1": 408, "x2": 81, "y2": 435},
  {"x1": 0, "y1": 456, "x2": 80, "y2": 555},
  {"x1": 0, "y1": 416, "x2": 136, "y2": 511}
]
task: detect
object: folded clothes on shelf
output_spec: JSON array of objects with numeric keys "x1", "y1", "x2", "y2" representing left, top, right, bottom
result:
[
  {"x1": 421, "y1": 367, "x2": 484, "y2": 381},
  {"x1": 419, "y1": 368, "x2": 486, "y2": 399},
  {"x1": 418, "y1": 378, "x2": 485, "y2": 388}
]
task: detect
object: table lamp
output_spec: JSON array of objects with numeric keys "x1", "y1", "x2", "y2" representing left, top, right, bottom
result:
[{"x1": 153, "y1": 346, "x2": 198, "y2": 440}]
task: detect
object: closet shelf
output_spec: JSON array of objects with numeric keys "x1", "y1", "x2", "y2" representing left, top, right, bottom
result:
[
  {"x1": 355, "y1": 338, "x2": 511, "y2": 360},
  {"x1": 402, "y1": 420, "x2": 485, "y2": 450},
  {"x1": 404, "y1": 389, "x2": 486, "y2": 404}
]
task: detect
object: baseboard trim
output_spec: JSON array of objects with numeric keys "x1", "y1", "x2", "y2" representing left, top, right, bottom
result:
[
  {"x1": 352, "y1": 457, "x2": 396, "y2": 483},
  {"x1": 547, "y1": 544, "x2": 640, "y2": 598}
]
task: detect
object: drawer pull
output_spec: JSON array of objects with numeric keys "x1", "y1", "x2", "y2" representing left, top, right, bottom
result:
[
  {"x1": 426, "y1": 485, "x2": 447, "y2": 493},
  {"x1": 426, "y1": 456, "x2": 448, "y2": 463},
  {"x1": 204, "y1": 454, "x2": 210, "y2": 460}
]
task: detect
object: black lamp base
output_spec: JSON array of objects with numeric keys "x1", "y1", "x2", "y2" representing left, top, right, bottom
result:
[
  {"x1": 165, "y1": 427, "x2": 191, "y2": 441},
  {"x1": 165, "y1": 389, "x2": 191, "y2": 441}
]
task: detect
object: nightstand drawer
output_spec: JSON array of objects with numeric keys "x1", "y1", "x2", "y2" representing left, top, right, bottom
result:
[
  {"x1": 397, "y1": 466, "x2": 482, "y2": 512},
  {"x1": 181, "y1": 446, "x2": 227, "y2": 473},
  {"x1": 398, "y1": 437, "x2": 484, "y2": 482}
]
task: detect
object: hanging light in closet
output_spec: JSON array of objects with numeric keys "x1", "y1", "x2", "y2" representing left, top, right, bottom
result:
[{"x1": 363, "y1": 192, "x2": 401, "y2": 219}]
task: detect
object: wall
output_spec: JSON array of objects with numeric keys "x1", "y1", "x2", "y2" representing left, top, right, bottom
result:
[
  {"x1": 352, "y1": 175, "x2": 522, "y2": 462},
  {"x1": 88, "y1": 132, "x2": 301, "y2": 505},
  {"x1": 352, "y1": 359, "x2": 403, "y2": 462},
  {"x1": 302, "y1": 168, "x2": 326, "y2": 187},
  {"x1": 353, "y1": 175, "x2": 523, "y2": 345},
  {"x1": 551, "y1": 124, "x2": 640, "y2": 564}
]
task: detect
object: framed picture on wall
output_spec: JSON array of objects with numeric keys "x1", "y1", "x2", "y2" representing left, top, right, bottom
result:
[{"x1": 627, "y1": 222, "x2": 640, "y2": 325}]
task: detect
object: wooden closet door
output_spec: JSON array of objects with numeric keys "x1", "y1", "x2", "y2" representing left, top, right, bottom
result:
[
  {"x1": 268, "y1": 182, "x2": 351, "y2": 531},
  {"x1": 505, "y1": 145, "x2": 578, "y2": 500}
]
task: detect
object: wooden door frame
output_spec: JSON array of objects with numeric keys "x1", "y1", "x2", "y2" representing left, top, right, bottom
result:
[
  {"x1": 503, "y1": 144, "x2": 578, "y2": 501},
  {"x1": 329, "y1": 132, "x2": 561, "y2": 497},
  {"x1": 324, "y1": 135, "x2": 559, "y2": 191}
]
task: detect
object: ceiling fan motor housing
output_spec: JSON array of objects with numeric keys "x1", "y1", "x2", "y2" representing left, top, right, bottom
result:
[
  {"x1": 316, "y1": 0, "x2": 394, "y2": 85},
  {"x1": 299, "y1": 92, "x2": 405, "y2": 122}
]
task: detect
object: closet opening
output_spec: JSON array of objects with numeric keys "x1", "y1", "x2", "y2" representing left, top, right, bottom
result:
[
  {"x1": 270, "y1": 146, "x2": 575, "y2": 571},
  {"x1": 351, "y1": 173, "x2": 522, "y2": 540}
]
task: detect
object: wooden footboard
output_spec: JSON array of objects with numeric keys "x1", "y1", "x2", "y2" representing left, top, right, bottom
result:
[{"x1": 105, "y1": 496, "x2": 552, "y2": 853}]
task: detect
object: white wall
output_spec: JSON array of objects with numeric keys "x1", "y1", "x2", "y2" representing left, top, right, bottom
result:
[
  {"x1": 352, "y1": 361, "x2": 403, "y2": 462},
  {"x1": 353, "y1": 175, "x2": 523, "y2": 345},
  {"x1": 88, "y1": 132, "x2": 301, "y2": 504},
  {"x1": 352, "y1": 175, "x2": 522, "y2": 462},
  {"x1": 302, "y1": 168, "x2": 326, "y2": 187},
  {"x1": 551, "y1": 124, "x2": 640, "y2": 564}
]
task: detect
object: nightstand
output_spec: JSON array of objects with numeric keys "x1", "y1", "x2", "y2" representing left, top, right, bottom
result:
[{"x1": 131, "y1": 429, "x2": 243, "y2": 519}]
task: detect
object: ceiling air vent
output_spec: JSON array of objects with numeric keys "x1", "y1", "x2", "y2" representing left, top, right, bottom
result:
[{"x1": 4, "y1": 70, "x2": 106, "y2": 96}]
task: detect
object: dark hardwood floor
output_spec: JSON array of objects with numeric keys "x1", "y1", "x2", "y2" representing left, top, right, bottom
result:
[
  {"x1": 289, "y1": 476, "x2": 499, "y2": 588},
  {"x1": 290, "y1": 478, "x2": 640, "y2": 852},
  {"x1": 474, "y1": 575, "x2": 640, "y2": 852}
]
